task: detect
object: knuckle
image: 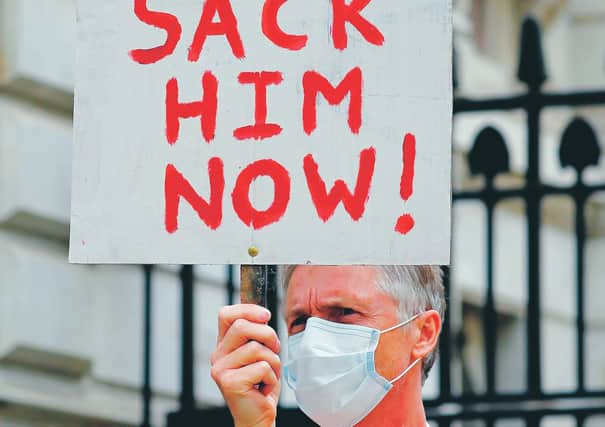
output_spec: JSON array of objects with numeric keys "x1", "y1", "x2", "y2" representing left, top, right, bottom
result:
[
  {"x1": 265, "y1": 325, "x2": 277, "y2": 340},
  {"x1": 217, "y1": 373, "x2": 230, "y2": 389},
  {"x1": 246, "y1": 340, "x2": 263, "y2": 353},
  {"x1": 210, "y1": 365, "x2": 221, "y2": 382},
  {"x1": 267, "y1": 330, "x2": 280, "y2": 351},
  {"x1": 210, "y1": 349, "x2": 219, "y2": 365},
  {"x1": 221, "y1": 372, "x2": 239, "y2": 391},
  {"x1": 258, "y1": 325, "x2": 273, "y2": 341},
  {"x1": 218, "y1": 305, "x2": 232, "y2": 322},
  {"x1": 232, "y1": 318, "x2": 247, "y2": 333}
]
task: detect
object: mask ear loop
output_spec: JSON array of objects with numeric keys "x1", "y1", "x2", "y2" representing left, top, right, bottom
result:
[
  {"x1": 380, "y1": 312, "x2": 422, "y2": 334},
  {"x1": 389, "y1": 357, "x2": 422, "y2": 384},
  {"x1": 378, "y1": 312, "x2": 424, "y2": 384}
]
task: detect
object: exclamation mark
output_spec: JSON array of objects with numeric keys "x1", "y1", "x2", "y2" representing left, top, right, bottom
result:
[{"x1": 395, "y1": 133, "x2": 416, "y2": 235}]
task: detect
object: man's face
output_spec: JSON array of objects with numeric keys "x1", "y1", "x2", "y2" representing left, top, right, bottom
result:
[{"x1": 284, "y1": 265, "x2": 417, "y2": 381}]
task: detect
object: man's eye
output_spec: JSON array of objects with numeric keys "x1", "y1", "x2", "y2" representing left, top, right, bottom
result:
[
  {"x1": 340, "y1": 308, "x2": 356, "y2": 316},
  {"x1": 291, "y1": 316, "x2": 308, "y2": 328}
]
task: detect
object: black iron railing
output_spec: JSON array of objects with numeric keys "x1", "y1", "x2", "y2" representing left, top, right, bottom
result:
[{"x1": 425, "y1": 17, "x2": 605, "y2": 427}]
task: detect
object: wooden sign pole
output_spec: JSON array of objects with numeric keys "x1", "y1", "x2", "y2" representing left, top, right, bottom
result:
[
  {"x1": 241, "y1": 264, "x2": 279, "y2": 333},
  {"x1": 240, "y1": 265, "x2": 270, "y2": 306}
]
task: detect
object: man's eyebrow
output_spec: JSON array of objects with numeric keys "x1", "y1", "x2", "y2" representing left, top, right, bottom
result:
[
  {"x1": 285, "y1": 306, "x2": 308, "y2": 320},
  {"x1": 287, "y1": 297, "x2": 367, "y2": 318},
  {"x1": 319, "y1": 295, "x2": 367, "y2": 309}
]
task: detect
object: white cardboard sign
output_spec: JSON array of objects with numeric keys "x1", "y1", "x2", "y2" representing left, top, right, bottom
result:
[{"x1": 70, "y1": 0, "x2": 452, "y2": 265}]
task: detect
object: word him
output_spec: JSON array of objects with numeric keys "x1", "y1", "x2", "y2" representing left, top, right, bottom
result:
[{"x1": 166, "y1": 68, "x2": 362, "y2": 143}]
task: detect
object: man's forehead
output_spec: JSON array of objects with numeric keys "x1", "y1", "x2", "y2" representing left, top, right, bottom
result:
[
  {"x1": 288, "y1": 265, "x2": 379, "y2": 289},
  {"x1": 285, "y1": 266, "x2": 382, "y2": 309}
]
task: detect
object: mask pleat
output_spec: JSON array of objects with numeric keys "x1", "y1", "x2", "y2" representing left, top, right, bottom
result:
[{"x1": 290, "y1": 353, "x2": 367, "y2": 390}]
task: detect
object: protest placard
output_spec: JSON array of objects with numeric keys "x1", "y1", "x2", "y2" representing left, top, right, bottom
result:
[{"x1": 70, "y1": 0, "x2": 452, "y2": 264}]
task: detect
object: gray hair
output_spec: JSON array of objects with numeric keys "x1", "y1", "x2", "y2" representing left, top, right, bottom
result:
[{"x1": 281, "y1": 265, "x2": 445, "y2": 383}]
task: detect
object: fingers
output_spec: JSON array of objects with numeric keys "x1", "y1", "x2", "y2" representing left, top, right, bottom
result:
[
  {"x1": 212, "y1": 304, "x2": 281, "y2": 427},
  {"x1": 217, "y1": 361, "x2": 279, "y2": 398},
  {"x1": 213, "y1": 340, "x2": 281, "y2": 382},
  {"x1": 249, "y1": 361, "x2": 280, "y2": 397},
  {"x1": 214, "y1": 318, "x2": 280, "y2": 363},
  {"x1": 218, "y1": 304, "x2": 272, "y2": 341}
]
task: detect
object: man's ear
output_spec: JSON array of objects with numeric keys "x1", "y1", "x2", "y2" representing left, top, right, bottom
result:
[{"x1": 410, "y1": 310, "x2": 442, "y2": 359}]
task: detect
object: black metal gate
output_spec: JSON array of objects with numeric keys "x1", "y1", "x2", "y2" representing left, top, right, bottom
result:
[{"x1": 141, "y1": 16, "x2": 605, "y2": 427}]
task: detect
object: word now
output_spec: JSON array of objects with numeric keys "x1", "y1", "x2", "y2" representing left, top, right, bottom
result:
[
  {"x1": 165, "y1": 134, "x2": 417, "y2": 235},
  {"x1": 166, "y1": 67, "x2": 362, "y2": 143},
  {"x1": 130, "y1": 0, "x2": 384, "y2": 64}
]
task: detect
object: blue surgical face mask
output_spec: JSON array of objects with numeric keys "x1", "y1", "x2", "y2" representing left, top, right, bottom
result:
[{"x1": 283, "y1": 314, "x2": 422, "y2": 427}]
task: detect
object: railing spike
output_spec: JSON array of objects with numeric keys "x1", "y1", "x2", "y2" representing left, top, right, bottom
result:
[
  {"x1": 468, "y1": 126, "x2": 510, "y2": 181},
  {"x1": 559, "y1": 117, "x2": 601, "y2": 175},
  {"x1": 517, "y1": 16, "x2": 547, "y2": 88}
]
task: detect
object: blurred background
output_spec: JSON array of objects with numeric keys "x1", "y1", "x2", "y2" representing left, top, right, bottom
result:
[{"x1": 1, "y1": 0, "x2": 605, "y2": 426}]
